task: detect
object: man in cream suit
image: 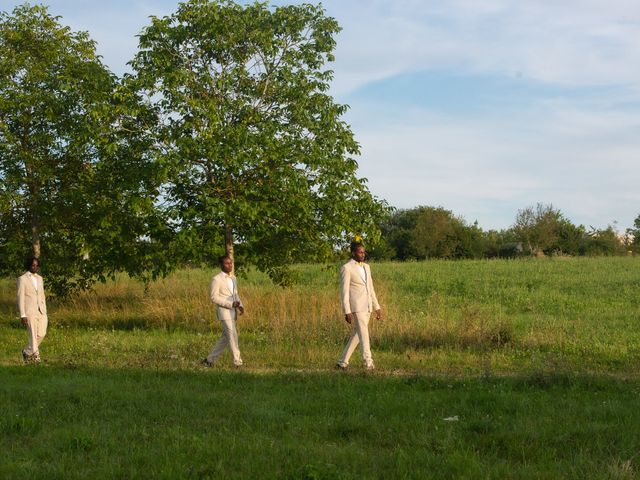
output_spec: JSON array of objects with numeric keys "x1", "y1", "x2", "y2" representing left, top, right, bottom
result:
[
  {"x1": 202, "y1": 255, "x2": 245, "y2": 367},
  {"x1": 17, "y1": 257, "x2": 48, "y2": 363},
  {"x1": 336, "y1": 242, "x2": 382, "y2": 370}
]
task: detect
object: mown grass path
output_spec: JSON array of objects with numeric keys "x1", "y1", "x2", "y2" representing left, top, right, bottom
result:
[{"x1": 1, "y1": 366, "x2": 639, "y2": 479}]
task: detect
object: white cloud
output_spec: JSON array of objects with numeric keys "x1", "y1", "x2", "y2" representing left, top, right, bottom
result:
[
  {"x1": 351, "y1": 100, "x2": 640, "y2": 229},
  {"x1": 325, "y1": 0, "x2": 640, "y2": 95}
]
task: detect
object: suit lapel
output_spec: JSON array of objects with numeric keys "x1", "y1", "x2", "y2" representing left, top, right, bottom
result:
[
  {"x1": 24, "y1": 274, "x2": 37, "y2": 293},
  {"x1": 351, "y1": 261, "x2": 367, "y2": 286},
  {"x1": 220, "y1": 272, "x2": 234, "y2": 296},
  {"x1": 349, "y1": 261, "x2": 360, "y2": 284}
]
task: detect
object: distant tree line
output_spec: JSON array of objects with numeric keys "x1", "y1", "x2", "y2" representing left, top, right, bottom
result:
[{"x1": 369, "y1": 204, "x2": 639, "y2": 260}]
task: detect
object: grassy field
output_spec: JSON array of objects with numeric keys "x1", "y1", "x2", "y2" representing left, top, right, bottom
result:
[
  {"x1": 2, "y1": 367, "x2": 638, "y2": 479},
  {"x1": 1, "y1": 258, "x2": 639, "y2": 478}
]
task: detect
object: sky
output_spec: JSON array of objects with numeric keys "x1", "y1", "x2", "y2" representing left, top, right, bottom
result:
[{"x1": 3, "y1": 0, "x2": 640, "y2": 231}]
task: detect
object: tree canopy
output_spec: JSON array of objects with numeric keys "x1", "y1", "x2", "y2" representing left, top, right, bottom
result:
[
  {"x1": 129, "y1": 0, "x2": 388, "y2": 283},
  {"x1": 0, "y1": 4, "x2": 166, "y2": 295},
  {"x1": 376, "y1": 206, "x2": 485, "y2": 260},
  {"x1": 0, "y1": 4, "x2": 114, "y2": 294}
]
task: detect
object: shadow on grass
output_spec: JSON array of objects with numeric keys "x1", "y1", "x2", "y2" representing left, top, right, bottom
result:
[
  {"x1": 376, "y1": 327, "x2": 513, "y2": 353},
  {"x1": 0, "y1": 311, "x2": 166, "y2": 332},
  {"x1": 57, "y1": 317, "x2": 153, "y2": 331},
  {"x1": 1, "y1": 363, "x2": 637, "y2": 390},
  {"x1": 52, "y1": 316, "x2": 210, "y2": 332}
]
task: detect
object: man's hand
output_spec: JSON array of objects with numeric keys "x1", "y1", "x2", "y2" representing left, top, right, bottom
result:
[
  {"x1": 232, "y1": 301, "x2": 240, "y2": 308},
  {"x1": 375, "y1": 309, "x2": 382, "y2": 321},
  {"x1": 238, "y1": 306, "x2": 245, "y2": 316},
  {"x1": 21, "y1": 317, "x2": 28, "y2": 327},
  {"x1": 344, "y1": 313, "x2": 353, "y2": 324}
]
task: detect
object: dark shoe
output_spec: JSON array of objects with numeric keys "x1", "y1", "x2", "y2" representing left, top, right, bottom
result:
[
  {"x1": 22, "y1": 350, "x2": 30, "y2": 363},
  {"x1": 201, "y1": 359, "x2": 213, "y2": 368}
]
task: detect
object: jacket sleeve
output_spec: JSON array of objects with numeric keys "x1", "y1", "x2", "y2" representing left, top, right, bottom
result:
[
  {"x1": 340, "y1": 265, "x2": 351, "y2": 314},
  {"x1": 368, "y1": 266, "x2": 381, "y2": 311},
  {"x1": 233, "y1": 279, "x2": 243, "y2": 309},
  {"x1": 40, "y1": 278, "x2": 47, "y2": 313},
  {"x1": 17, "y1": 277, "x2": 26, "y2": 318},
  {"x1": 210, "y1": 276, "x2": 233, "y2": 309}
]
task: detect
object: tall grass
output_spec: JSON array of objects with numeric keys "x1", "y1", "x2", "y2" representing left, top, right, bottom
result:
[{"x1": 1, "y1": 257, "x2": 639, "y2": 375}]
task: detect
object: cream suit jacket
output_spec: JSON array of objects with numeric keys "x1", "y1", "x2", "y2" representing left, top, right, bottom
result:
[
  {"x1": 210, "y1": 271, "x2": 243, "y2": 320},
  {"x1": 340, "y1": 259, "x2": 380, "y2": 315},
  {"x1": 17, "y1": 272, "x2": 47, "y2": 318}
]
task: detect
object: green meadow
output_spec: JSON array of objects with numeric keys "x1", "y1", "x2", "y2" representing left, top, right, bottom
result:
[{"x1": 1, "y1": 258, "x2": 639, "y2": 478}]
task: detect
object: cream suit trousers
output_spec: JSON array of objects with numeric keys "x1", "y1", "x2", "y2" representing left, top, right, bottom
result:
[
  {"x1": 24, "y1": 313, "x2": 48, "y2": 357},
  {"x1": 207, "y1": 312, "x2": 243, "y2": 366},
  {"x1": 338, "y1": 311, "x2": 374, "y2": 368}
]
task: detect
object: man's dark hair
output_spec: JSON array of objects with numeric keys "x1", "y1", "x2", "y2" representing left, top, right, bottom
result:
[
  {"x1": 350, "y1": 241, "x2": 364, "y2": 253},
  {"x1": 218, "y1": 255, "x2": 232, "y2": 266},
  {"x1": 24, "y1": 256, "x2": 40, "y2": 270}
]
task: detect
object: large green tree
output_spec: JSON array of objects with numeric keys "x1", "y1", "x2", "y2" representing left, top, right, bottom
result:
[
  {"x1": 512, "y1": 203, "x2": 568, "y2": 255},
  {"x1": 510, "y1": 203, "x2": 625, "y2": 257},
  {"x1": 379, "y1": 206, "x2": 485, "y2": 260},
  {"x1": 0, "y1": 5, "x2": 164, "y2": 295},
  {"x1": 130, "y1": 0, "x2": 387, "y2": 283}
]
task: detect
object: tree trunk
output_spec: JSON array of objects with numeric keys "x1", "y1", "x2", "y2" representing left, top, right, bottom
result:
[
  {"x1": 25, "y1": 161, "x2": 41, "y2": 258},
  {"x1": 224, "y1": 223, "x2": 234, "y2": 262},
  {"x1": 31, "y1": 214, "x2": 41, "y2": 258}
]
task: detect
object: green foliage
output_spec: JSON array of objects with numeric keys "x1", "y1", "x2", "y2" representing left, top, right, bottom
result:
[
  {"x1": 377, "y1": 206, "x2": 486, "y2": 260},
  {"x1": 483, "y1": 229, "x2": 521, "y2": 258},
  {"x1": 372, "y1": 203, "x2": 631, "y2": 261},
  {"x1": 0, "y1": 4, "x2": 111, "y2": 294},
  {"x1": 581, "y1": 226, "x2": 626, "y2": 256},
  {"x1": 0, "y1": 5, "x2": 177, "y2": 296},
  {"x1": 129, "y1": 0, "x2": 388, "y2": 284},
  {"x1": 627, "y1": 213, "x2": 640, "y2": 253},
  {"x1": 510, "y1": 203, "x2": 625, "y2": 257},
  {"x1": 513, "y1": 203, "x2": 566, "y2": 255},
  {"x1": 555, "y1": 218, "x2": 586, "y2": 255}
]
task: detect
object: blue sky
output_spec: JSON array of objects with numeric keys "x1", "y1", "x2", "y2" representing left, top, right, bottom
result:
[{"x1": 4, "y1": 0, "x2": 640, "y2": 231}]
